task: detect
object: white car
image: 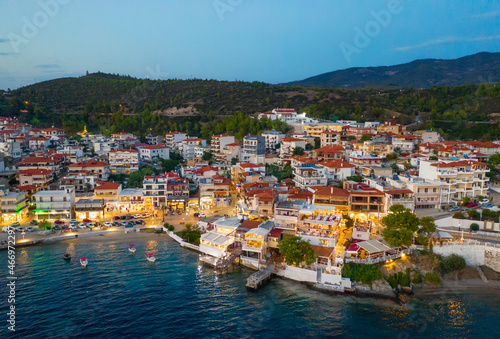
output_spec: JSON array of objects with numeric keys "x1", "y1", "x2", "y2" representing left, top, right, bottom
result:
[
  {"x1": 103, "y1": 222, "x2": 112, "y2": 227},
  {"x1": 198, "y1": 213, "x2": 206, "y2": 218},
  {"x1": 70, "y1": 224, "x2": 78, "y2": 229},
  {"x1": 70, "y1": 219, "x2": 78, "y2": 224},
  {"x1": 479, "y1": 199, "x2": 490, "y2": 205},
  {"x1": 78, "y1": 223, "x2": 86, "y2": 229}
]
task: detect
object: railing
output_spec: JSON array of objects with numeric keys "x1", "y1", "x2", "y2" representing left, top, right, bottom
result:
[
  {"x1": 438, "y1": 239, "x2": 500, "y2": 249},
  {"x1": 345, "y1": 249, "x2": 409, "y2": 264}
]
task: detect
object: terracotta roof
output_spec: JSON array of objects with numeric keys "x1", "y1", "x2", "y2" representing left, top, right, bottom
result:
[
  {"x1": 314, "y1": 144, "x2": 345, "y2": 153},
  {"x1": 385, "y1": 189, "x2": 413, "y2": 194},
  {"x1": 238, "y1": 220, "x2": 262, "y2": 230},
  {"x1": 312, "y1": 186, "x2": 349, "y2": 198},
  {"x1": 311, "y1": 245, "x2": 334, "y2": 258},
  {"x1": 19, "y1": 169, "x2": 53, "y2": 176},
  {"x1": 321, "y1": 160, "x2": 355, "y2": 168},
  {"x1": 268, "y1": 228, "x2": 284, "y2": 239},
  {"x1": 239, "y1": 162, "x2": 261, "y2": 168},
  {"x1": 141, "y1": 145, "x2": 169, "y2": 150},
  {"x1": 282, "y1": 137, "x2": 305, "y2": 142},
  {"x1": 95, "y1": 181, "x2": 121, "y2": 190},
  {"x1": 68, "y1": 160, "x2": 109, "y2": 168}
]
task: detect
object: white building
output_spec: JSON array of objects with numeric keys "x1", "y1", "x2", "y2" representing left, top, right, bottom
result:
[
  {"x1": 261, "y1": 130, "x2": 285, "y2": 153},
  {"x1": 140, "y1": 145, "x2": 170, "y2": 161},
  {"x1": 33, "y1": 187, "x2": 75, "y2": 220},
  {"x1": 0, "y1": 188, "x2": 29, "y2": 223},
  {"x1": 109, "y1": 149, "x2": 139, "y2": 174},
  {"x1": 165, "y1": 132, "x2": 188, "y2": 150}
]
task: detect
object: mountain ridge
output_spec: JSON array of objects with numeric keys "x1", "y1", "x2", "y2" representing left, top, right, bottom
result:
[{"x1": 281, "y1": 52, "x2": 500, "y2": 88}]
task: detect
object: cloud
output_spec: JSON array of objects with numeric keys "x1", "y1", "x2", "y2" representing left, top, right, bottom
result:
[
  {"x1": 474, "y1": 11, "x2": 500, "y2": 19},
  {"x1": 0, "y1": 38, "x2": 10, "y2": 43},
  {"x1": 394, "y1": 35, "x2": 500, "y2": 51},
  {"x1": 34, "y1": 64, "x2": 62, "y2": 69}
]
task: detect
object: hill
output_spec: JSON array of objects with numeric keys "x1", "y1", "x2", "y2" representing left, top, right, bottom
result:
[
  {"x1": 283, "y1": 52, "x2": 500, "y2": 88},
  {"x1": 1, "y1": 72, "x2": 500, "y2": 141}
]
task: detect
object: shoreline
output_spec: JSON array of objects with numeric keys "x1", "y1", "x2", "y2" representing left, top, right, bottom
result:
[{"x1": 6, "y1": 230, "x2": 500, "y2": 301}]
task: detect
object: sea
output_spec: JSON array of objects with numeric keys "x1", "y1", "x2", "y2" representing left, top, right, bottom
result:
[{"x1": 1, "y1": 235, "x2": 499, "y2": 338}]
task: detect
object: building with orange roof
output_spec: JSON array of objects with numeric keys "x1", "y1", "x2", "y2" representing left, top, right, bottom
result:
[
  {"x1": 419, "y1": 160, "x2": 489, "y2": 207},
  {"x1": 199, "y1": 175, "x2": 232, "y2": 209},
  {"x1": 139, "y1": 145, "x2": 170, "y2": 161},
  {"x1": 280, "y1": 137, "x2": 306, "y2": 161},
  {"x1": 18, "y1": 169, "x2": 54, "y2": 188},
  {"x1": 320, "y1": 130, "x2": 341, "y2": 147},
  {"x1": 312, "y1": 144, "x2": 345, "y2": 161},
  {"x1": 109, "y1": 149, "x2": 139, "y2": 174},
  {"x1": 18, "y1": 155, "x2": 65, "y2": 173},
  {"x1": 68, "y1": 160, "x2": 110, "y2": 180},
  {"x1": 311, "y1": 186, "x2": 350, "y2": 211},
  {"x1": 321, "y1": 160, "x2": 356, "y2": 182},
  {"x1": 344, "y1": 181, "x2": 386, "y2": 215},
  {"x1": 94, "y1": 181, "x2": 123, "y2": 203}
]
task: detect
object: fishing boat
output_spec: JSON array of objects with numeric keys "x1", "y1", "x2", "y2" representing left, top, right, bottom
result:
[
  {"x1": 80, "y1": 257, "x2": 88, "y2": 267},
  {"x1": 63, "y1": 253, "x2": 71, "y2": 261},
  {"x1": 128, "y1": 244, "x2": 136, "y2": 253},
  {"x1": 147, "y1": 253, "x2": 156, "y2": 262}
]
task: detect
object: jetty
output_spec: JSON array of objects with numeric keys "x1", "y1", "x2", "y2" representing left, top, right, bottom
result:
[
  {"x1": 246, "y1": 264, "x2": 275, "y2": 290},
  {"x1": 199, "y1": 253, "x2": 236, "y2": 272}
]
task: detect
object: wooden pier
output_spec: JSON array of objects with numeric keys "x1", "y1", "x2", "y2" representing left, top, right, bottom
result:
[{"x1": 246, "y1": 265, "x2": 275, "y2": 290}]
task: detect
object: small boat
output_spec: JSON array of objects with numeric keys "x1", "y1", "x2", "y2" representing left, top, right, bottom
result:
[
  {"x1": 63, "y1": 253, "x2": 71, "y2": 261},
  {"x1": 147, "y1": 253, "x2": 156, "y2": 262},
  {"x1": 80, "y1": 257, "x2": 88, "y2": 267},
  {"x1": 128, "y1": 244, "x2": 136, "y2": 253}
]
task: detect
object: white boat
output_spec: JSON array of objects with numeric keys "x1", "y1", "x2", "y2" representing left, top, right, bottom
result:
[
  {"x1": 128, "y1": 244, "x2": 136, "y2": 253},
  {"x1": 80, "y1": 257, "x2": 88, "y2": 267},
  {"x1": 147, "y1": 253, "x2": 156, "y2": 262}
]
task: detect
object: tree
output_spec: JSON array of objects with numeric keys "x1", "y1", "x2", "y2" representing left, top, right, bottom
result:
[
  {"x1": 278, "y1": 235, "x2": 317, "y2": 266},
  {"x1": 292, "y1": 147, "x2": 305, "y2": 156},
  {"x1": 470, "y1": 223, "x2": 479, "y2": 232},
  {"x1": 346, "y1": 175, "x2": 363, "y2": 182},
  {"x1": 381, "y1": 204, "x2": 419, "y2": 247},
  {"x1": 453, "y1": 212, "x2": 466, "y2": 219},
  {"x1": 467, "y1": 209, "x2": 480, "y2": 220},
  {"x1": 462, "y1": 196, "x2": 470, "y2": 205},
  {"x1": 39, "y1": 221, "x2": 51, "y2": 229},
  {"x1": 231, "y1": 157, "x2": 238, "y2": 165},
  {"x1": 314, "y1": 138, "x2": 321, "y2": 149},
  {"x1": 360, "y1": 134, "x2": 372, "y2": 142},
  {"x1": 305, "y1": 143, "x2": 313, "y2": 150},
  {"x1": 202, "y1": 151, "x2": 213, "y2": 162},
  {"x1": 342, "y1": 213, "x2": 354, "y2": 229}
]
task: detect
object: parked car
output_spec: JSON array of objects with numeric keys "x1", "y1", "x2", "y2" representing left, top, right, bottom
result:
[
  {"x1": 104, "y1": 222, "x2": 112, "y2": 227},
  {"x1": 479, "y1": 199, "x2": 490, "y2": 205},
  {"x1": 484, "y1": 203, "x2": 495, "y2": 209},
  {"x1": 54, "y1": 220, "x2": 65, "y2": 225},
  {"x1": 54, "y1": 226, "x2": 61, "y2": 231},
  {"x1": 70, "y1": 224, "x2": 78, "y2": 229},
  {"x1": 466, "y1": 202, "x2": 478, "y2": 208},
  {"x1": 26, "y1": 227, "x2": 34, "y2": 232},
  {"x1": 78, "y1": 223, "x2": 86, "y2": 229},
  {"x1": 10, "y1": 222, "x2": 21, "y2": 228},
  {"x1": 112, "y1": 221, "x2": 121, "y2": 227},
  {"x1": 198, "y1": 213, "x2": 206, "y2": 218},
  {"x1": 17, "y1": 227, "x2": 25, "y2": 232},
  {"x1": 135, "y1": 220, "x2": 145, "y2": 225},
  {"x1": 120, "y1": 216, "x2": 127, "y2": 220},
  {"x1": 461, "y1": 208, "x2": 469, "y2": 213},
  {"x1": 113, "y1": 216, "x2": 121, "y2": 220},
  {"x1": 134, "y1": 214, "x2": 141, "y2": 219},
  {"x1": 448, "y1": 206, "x2": 460, "y2": 212},
  {"x1": 70, "y1": 219, "x2": 78, "y2": 224},
  {"x1": 193, "y1": 212, "x2": 200, "y2": 217},
  {"x1": 119, "y1": 221, "x2": 128, "y2": 227},
  {"x1": 62, "y1": 225, "x2": 69, "y2": 230},
  {"x1": 30, "y1": 220, "x2": 39, "y2": 225}
]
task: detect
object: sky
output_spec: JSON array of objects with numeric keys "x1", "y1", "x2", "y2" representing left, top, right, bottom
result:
[{"x1": 0, "y1": 0, "x2": 499, "y2": 90}]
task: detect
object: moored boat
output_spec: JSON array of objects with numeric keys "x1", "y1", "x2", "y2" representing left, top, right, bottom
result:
[
  {"x1": 63, "y1": 253, "x2": 71, "y2": 261},
  {"x1": 147, "y1": 253, "x2": 156, "y2": 262},
  {"x1": 129, "y1": 244, "x2": 136, "y2": 253},
  {"x1": 80, "y1": 257, "x2": 88, "y2": 267}
]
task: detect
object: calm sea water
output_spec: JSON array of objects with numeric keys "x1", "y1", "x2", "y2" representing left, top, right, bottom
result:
[{"x1": 1, "y1": 235, "x2": 499, "y2": 338}]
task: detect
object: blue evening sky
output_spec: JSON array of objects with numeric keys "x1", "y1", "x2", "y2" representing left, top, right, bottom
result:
[{"x1": 0, "y1": 0, "x2": 499, "y2": 90}]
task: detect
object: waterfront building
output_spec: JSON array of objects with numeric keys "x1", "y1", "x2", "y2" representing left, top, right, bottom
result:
[
  {"x1": 116, "y1": 188, "x2": 144, "y2": 212},
  {"x1": 0, "y1": 188, "x2": 29, "y2": 223},
  {"x1": 199, "y1": 175, "x2": 232, "y2": 209},
  {"x1": 33, "y1": 187, "x2": 75, "y2": 220},
  {"x1": 74, "y1": 198, "x2": 105, "y2": 220},
  {"x1": 142, "y1": 171, "x2": 189, "y2": 211}
]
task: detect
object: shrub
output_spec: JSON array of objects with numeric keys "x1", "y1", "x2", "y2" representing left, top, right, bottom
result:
[
  {"x1": 453, "y1": 212, "x2": 465, "y2": 219},
  {"x1": 467, "y1": 210, "x2": 480, "y2": 220},
  {"x1": 342, "y1": 263, "x2": 382, "y2": 285},
  {"x1": 386, "y1": 274, "x2": 398, "y2": 289},
  {"x1": 470, "y1": 223, "x2": 479, "y2": 232},
  {"x1": 411, "y1": 270, "x2": 423, "y2": 284},
  {"x1": 425, "y1": 273, "x2": 442, "y2": 285},
  {"x1": 440, "y1": 254, "x2": 466, "y2": 274}
]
